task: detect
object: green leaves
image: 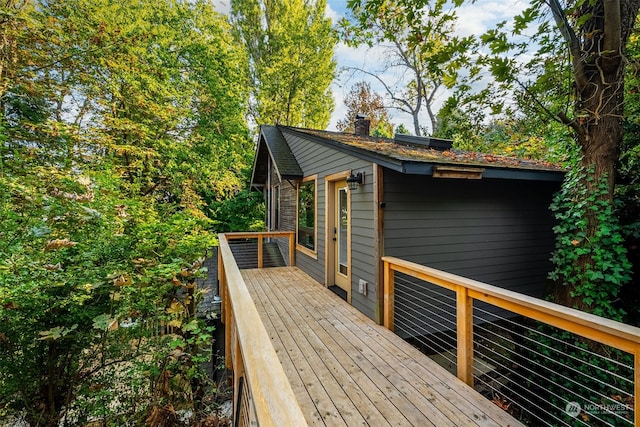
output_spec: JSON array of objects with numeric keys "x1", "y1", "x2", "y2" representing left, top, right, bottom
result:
[
  {"x1": 1, "y1": 0, "x2": 245, "y2": 424},
  {"x1": 231, "y1": 0, "x2": 337, "y2": 128},
  {"x1": 549, "y1": 166, "x2": 632, "y2": 321},
  {"x1": 38, "y1": 324, "x2": 77, "y2": 341}
]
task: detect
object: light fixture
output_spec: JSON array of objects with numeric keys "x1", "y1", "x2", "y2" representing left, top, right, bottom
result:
[{"x1": 346, "y1": 172, "x2": 364, "y2": 190}]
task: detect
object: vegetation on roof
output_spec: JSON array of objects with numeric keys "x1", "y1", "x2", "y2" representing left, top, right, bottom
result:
[{"x1": 295, "y1": 128, "x2": 565, "y2": 172}]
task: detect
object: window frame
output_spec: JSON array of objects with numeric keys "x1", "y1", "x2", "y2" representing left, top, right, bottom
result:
[{"x1": 296, "y1": 175, "x2": 318, "y2": 258}]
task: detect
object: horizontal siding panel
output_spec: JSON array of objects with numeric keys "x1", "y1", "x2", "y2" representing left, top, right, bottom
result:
[
  {"x1": 384, "y1": 170, "x2": 558, "y2": 336},
  {"x1": 385, "y1": 232, "x2": 550, "y2": 247},
  {"x1": 397, "y1": 255, "x2": 551, "y2": 274},
  {"x1": 384, "y1": 223, "x2": 551, "y2": 239},
  {"x1": 282, "y1": 131, "x2": 377, "y2": 319},
  {"x1": 385, "y1": 240, "x2": 553, "y2": 255},
  {"x1": 383, "y1": 215, "x2": 549, "y2": 228}
]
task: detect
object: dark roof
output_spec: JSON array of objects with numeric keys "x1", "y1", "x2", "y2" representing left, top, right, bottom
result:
[
  {"x1": 279, "y1": 126, "x2": 566, "y2": 182},
  {"x1": 251, "y1": 125, "x2": 303, "y2": 186}
]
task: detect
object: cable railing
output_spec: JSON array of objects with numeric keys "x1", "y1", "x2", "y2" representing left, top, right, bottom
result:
[
  {"x1": 383, "y1": 256, "x2": 640, "y2": 426},
  {"x1": 218, "y1": 232, "x2": 307, "y2": 427}
]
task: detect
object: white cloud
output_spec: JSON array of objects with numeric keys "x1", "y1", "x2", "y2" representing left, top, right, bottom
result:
[
  {"x1": 211, "y1": 0, "x2": 230, "y2": 15},
  {"x1": 454, "y1": 0, "x2": 530, "y2": 37},
  {"x1": 325, "y1": 3, "x2": 340, "y2": 22}
]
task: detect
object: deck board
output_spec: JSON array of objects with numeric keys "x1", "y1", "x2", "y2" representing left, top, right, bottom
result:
[{"x1": 242, "y1": 266, "x2": 524, "y2": 427}]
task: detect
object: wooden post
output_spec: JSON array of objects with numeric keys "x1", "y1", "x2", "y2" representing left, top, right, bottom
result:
[
  {"x1": 635, "y1": 351, "x2": 639, "y2": 427},
  {"x1": 257, "y1": 234, "x2": 263, "y2": 268},
  {"x1": 218, "y1": 246, "x2": 225, "y2": 322},
  {"x1": 457, "y1": 285, "x2": 474, "y2": 387},
  {"x1": 288, "y1": 232, "x2": 295, "y2": 266},
  {"x1": 383, "y1": 261, "x2": 394, "y2": 331},
  {"x1": 218, "y1": 238, "x2": 232, "y2": 370},
  {"x1": 232, "y1": 320, "x2": 244, "y2": 423}
]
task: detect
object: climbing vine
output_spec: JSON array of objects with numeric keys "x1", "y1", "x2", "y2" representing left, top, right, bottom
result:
[{"x1": 548, "y1": 166, "x2": 632, "y2": 321}]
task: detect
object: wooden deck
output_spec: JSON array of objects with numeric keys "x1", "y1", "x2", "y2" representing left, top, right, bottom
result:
[{"x1": 242, "y1": 266, "x2": 524, "y2": 427}]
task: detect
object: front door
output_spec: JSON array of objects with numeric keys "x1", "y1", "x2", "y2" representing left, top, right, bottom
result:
[{"x1": 333, "y1": 180, "x2": 350, "y2": 296}]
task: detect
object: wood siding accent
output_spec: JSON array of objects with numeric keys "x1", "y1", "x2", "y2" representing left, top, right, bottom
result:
[
  {"x1": 373, "y1": 163, "x2": 384, "y2": 324},
  {"x1": 275, "y1": 180, "x2": 297, "y2": 265},
  {"x1": 281, "y1": 131, "x2": 378, "y2": 320},
  {"x1": 383, "y1": 169, "x2": 559, "y2": 336}
]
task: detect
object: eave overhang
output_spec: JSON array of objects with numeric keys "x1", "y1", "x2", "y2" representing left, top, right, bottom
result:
[{"x1": 280, "y1": 126, "x2": 565, "y2": 182}]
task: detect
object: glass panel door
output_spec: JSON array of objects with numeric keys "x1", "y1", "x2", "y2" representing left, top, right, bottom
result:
[{"x1": 338, "y1": 186, "x2": 348, "y2": 276}]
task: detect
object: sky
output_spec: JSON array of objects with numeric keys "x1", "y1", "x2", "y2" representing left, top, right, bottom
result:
[
  {"x1": 213, "y1": 0, "x2": 532, "y2": 132},
  {"x1": 324, "y1": 0, "x2": 531, "y2": 132}
]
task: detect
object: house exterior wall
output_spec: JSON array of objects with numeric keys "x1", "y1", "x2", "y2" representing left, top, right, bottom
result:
[
  {"x1": 383, "y1": 169, "x2": 560, "y2": 336},
  {"x1": 281, "y1": 131, "x2": 378, "y2": 320},
  {"x1": 269, "y1": 165, "x2": 297, "y2": 265},
  {"x1": 259, "y1": 128, "x2": 561, "y2": 328}
]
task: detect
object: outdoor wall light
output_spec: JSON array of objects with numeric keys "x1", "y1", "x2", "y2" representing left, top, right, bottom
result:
[{"x1": 346, "y1": 172, "x2": 364, "y2": 190}]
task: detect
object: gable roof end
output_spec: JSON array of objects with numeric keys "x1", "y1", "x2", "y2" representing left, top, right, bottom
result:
[{"x1": 250, "y1": 125, "x2": 303, "y2": 188}]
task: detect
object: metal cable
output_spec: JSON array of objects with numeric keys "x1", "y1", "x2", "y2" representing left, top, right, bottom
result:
[
  {"x1": 473, "y1": 302, "x2": 633, "y2": 373},
  {"x1": 473, "y1": 373, "x2": 590, "y2": 427},
  {"x1": 472, "y1": 335, "x2": 631, "y2": 419},
  {"x1": 393, "y1": 274, "x2": 635, "y2": 426},
  {"x1": 472, "y1": 321, "x2": 633, "y2": 397}
]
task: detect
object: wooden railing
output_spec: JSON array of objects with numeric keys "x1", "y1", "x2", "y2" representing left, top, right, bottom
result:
[
  {"x1": 218, "y1": 231, "x2": 307, "y2": 427},
  {"x1": 382, "y1": 255, "x2": 640, "y2": 426}
]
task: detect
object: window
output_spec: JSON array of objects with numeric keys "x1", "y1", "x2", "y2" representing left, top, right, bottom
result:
[{"x1": 297, "y1": 176, "x2": 317, "y2": 254}]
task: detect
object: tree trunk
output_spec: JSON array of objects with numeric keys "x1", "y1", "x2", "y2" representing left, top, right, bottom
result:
[
  {"x1": 412, "y1": 113, "x2": 421, "y2": 136},
  {"x1": 552, "y1": 4, "x2": 627, "y2": 309}
]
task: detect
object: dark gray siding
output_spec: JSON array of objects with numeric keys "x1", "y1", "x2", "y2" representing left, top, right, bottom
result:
[
  {"x1": 282, "y1": 131, "x2": 378, "y2": 320},
  {"x1": 383, "y1": 169, "x2": 559, "y2": 336}
]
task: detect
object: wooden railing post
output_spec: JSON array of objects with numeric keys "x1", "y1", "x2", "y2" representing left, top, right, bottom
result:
[
  {"x1": 218, "y1": 246, "x2": 232, "y2": 370},
  {"x1": 233, "y1": 315, "x2": 245, "y2": 423},
  {"x1": 288, "y1": 232, "x2": 295, "y2": 266},
  {"x1": 635, "y1": 351, "x2": 639, "y2": 427},
  {"x1": 218, "y1": 246, "x2": 225, "y2": 321},
  {"x1": 383, "y1": 260, "x2": 394, "y2": 331},
  {"x1": 257, "y1": 234, "x2": 263, "y2": 268},
  {"x1": 457, "y1": 285, "x2": 474, "y2": 387}
]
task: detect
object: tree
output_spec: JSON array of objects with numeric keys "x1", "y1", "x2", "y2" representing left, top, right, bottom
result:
[
  {"x1": 507, "y1": 2, "x2": 639, "y2": 314},
  {"x1": 350, "y1": 0, "x2": 640, "y2": 318},
  {"x1": 231, "y1": 0, "x2": 337, "y2": 129},
  {"x1": 341, "y1": 0, "x2": 475, "y2": 136},
  {"x1": 336, "y1": 81, "x2": 394, "y2": 137},
  {"x1": 395, "y1": 123, "x2": 410, "y2": 135},
  {"x1": 1, "y1": 0, "x2": 251, "y2": 424}
]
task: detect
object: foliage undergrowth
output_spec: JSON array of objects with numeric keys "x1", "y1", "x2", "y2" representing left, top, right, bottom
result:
[
  {"x1": 0, "y1": 155, "x2": 219, "y2": 426},
  {"x1": 0, "y1": 0, "x2": 254, "y2": 425},
  {"x1": 549, "y1": 166, "x2": 632, "y2": 321},
  {"x1": 507, "y1": 166, "x2": 635, "y2": 426}
]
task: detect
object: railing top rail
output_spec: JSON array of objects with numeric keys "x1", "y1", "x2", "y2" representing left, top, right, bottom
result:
[
  {"x1": 382, "y1": 255, "x2": 640, "y2": 350},
  {"x1": 224, "y1": 231, "x2": 295, "y2": 239},
  {"x1": 219, "y1": 233, "x2": 308, "y2": 427}
]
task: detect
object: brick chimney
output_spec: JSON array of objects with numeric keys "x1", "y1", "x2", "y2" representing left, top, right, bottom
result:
[{"x1": 354, "y1": 113, "x2": 370, "y2": 136}]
